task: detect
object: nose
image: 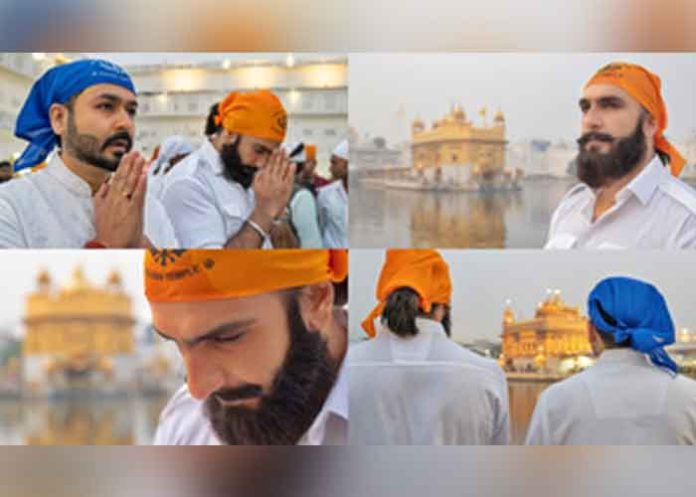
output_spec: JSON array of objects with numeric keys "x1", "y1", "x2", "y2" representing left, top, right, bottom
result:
[
  {"x1": 114, "y1": 107, "x2": 135, "y2": 135},
  {"x1": 182, "y1": 349, "x2": 226, "y2": 400},
  {"x1": 582, "y1": 104, "x2": 603, "y2": 132}
]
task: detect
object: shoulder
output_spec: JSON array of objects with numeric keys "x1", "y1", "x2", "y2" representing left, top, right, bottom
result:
[
  {"x1": 556, "y1": 182, "x2": 592, "y2": 210},
  {"x1": 657, "y1": 175, "x2": 696, "y2": 215},
  {"x1": 669, "y1": 374, "x2": 696, "y2": 402}
]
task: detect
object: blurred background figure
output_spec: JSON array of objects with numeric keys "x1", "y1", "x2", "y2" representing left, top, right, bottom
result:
[
  {"x1": 318, "y1": 139, "x2": 349, "y2": 248},
  {"x1": 0, "y1": 160, "x2": 13, "y2": 183},
  {"x1": 285, "y1": 142, "x2": 323, "y2": 248}
]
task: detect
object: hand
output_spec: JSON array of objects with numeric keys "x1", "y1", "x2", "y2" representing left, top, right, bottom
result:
[
  {"x1": 93, "y1": 151, "x2": 147, "y2": 248},
  {"x1": 269, "y1": 220, "x2": 299, "y2": 248},
  {"x1": 252, "y1": 148, "x2": 296, "y2": 224}
]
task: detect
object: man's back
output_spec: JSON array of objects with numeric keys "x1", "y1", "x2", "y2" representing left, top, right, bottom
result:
[
  {"x1": 526, "y1": 349, "x2": 696, "y2": 445},
  {"x1": 347, "y1": 322, "x2": 507, "y2": 445}
]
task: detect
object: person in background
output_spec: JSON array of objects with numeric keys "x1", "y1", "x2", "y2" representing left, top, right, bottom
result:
[
  {"x1": 317, "y1": 139, "x2": 349, "y2": 248},
  {"x1": 285, "y1": 142, "x2": 323, "y2": 248}
]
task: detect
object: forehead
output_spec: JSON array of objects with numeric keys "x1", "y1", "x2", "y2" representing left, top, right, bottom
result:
[
  {"x1": 241, "y1": 134, "x2": 282, "y2": 149},
  {"x1": 149, "y1": 291, "x2": 287, "y2": 340},
  {"x1": 581, "y1": 83, "x2": 639, "y2": 108},
  {"x1": 75, "y1": 83, "x2": 137, "y2": 104}
]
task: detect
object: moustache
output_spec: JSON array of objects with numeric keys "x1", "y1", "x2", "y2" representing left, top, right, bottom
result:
[
  {"x1": 213, "y1": 384, "x2": 264, "y2": 404},
  {"x1": 577, "y1": 132, "x2": 614, "y2": 147},
  {"x1": 101, "y1": 132, "x2": 133, "y2": 152}
]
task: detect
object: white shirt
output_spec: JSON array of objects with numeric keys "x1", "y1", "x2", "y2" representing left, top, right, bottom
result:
[
  {"x1": 317, "y1": 180, "x2": 348, "y2": 248},
  {"x1": 525, "y1": 349, "x2": 696, "y2": 445},
  {"x1": 152, "y1": 361, "x2": 348, "y2": 446},
  {"x1": 545, "y1": 156, "x2": 696, "y2": 249},
  {"x1": 151, "y1": 140, "x2": 271, "y2": 249},
  {"x1": 347, "y1": 318, "x2": 508, "y2": 445},
  {"x1": 0, "y1": 154, "x2": 96, "y2": 248}
]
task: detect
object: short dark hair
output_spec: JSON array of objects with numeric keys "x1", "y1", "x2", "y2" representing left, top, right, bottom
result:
[
  {"x1": 55, "y1": 93, "x2": 79, "y2": 149},
  {"x1": 205, "y1": 103, "x2": 222, "y2": 136},
  {"x1": 381, "y1": 287, "x2": 450, "y2": 338},
  {"x1": 0, "y1": 161, "x2": 11, "y2": 169},
  {"x1": 591, "y1": 305, "x2": 630, "y2": 349}
]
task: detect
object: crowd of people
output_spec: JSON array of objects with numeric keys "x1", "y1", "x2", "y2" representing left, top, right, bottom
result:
[{"x1": 0, "y1": 58, "x2": 348, "y2": 249}]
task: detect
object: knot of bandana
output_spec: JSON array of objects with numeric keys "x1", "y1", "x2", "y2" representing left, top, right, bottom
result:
[{"x1": 588, "y1": 276, "x2": 678, "y2": 374}]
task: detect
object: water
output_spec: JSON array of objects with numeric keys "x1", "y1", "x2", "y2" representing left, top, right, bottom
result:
[
  {"x1": 0, "y1": 395, "x2": 170, "y2": 445},
  {"x1": 349, "y1": 177, "x2": 577, "y2": 248},
  {"x1": 508, "y1": 380, "x2": 552, "y2": 445}
]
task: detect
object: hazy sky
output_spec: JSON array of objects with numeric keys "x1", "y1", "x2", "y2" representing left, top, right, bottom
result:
[
  {"x1": 0, "y1": 251, "x2": 148, "y2": 337},
  {"x1": 349, "y1": 53, "x2": 696, "y2": 145},
  {"x1": 350, "y1": 250, "x2": 696, "y2": 343}
]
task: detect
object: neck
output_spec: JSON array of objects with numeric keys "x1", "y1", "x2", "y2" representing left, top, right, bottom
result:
[
  {"x1": 59, "y1": 151, "x2": 110, "y2": 194},
  {"x1": 592, "y1": 150, "x2": 654, "y2": 221},
  {"x1": 326, "y1": 308, "x2": 348, "y2": 367}
]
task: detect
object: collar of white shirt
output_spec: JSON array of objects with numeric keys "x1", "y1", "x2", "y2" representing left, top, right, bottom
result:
[
  {"x1": 617, "y1": 155, "x2": 665, "y2": 206},
  {"x1": 377, "y1": 318, "x2": 446, "y2": 362},
  {"x1": 297, "y1": 357, "x2": 349, "y2": 445},
  {"x1": 46, "y1": 153, "x2": 94, "y2": 198},
  {"x1": 594, "y1": 348, "x2": 654, "y2": 369},
  {"x1": 200, "y1": 139, "x2": 226, "y2": 176}
]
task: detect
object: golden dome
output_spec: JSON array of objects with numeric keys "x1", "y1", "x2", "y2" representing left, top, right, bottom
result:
[
  {"x1": 494, "y1": 110, "x2": 505, "y2": 122},
  {"x1": 451, "y1": 104, "x2": 466, "y2": 122},
  {"x1": 37, "y1": 268, "x2": 51, "y2": 286}
]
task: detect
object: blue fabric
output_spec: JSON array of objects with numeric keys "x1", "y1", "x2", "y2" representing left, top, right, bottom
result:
[
  {"x1": 14, "y1": 59, "x2": 136, "y2": 171},
  {"x1": 588, "y1": 276, "x2": 677, "y2": 374}
]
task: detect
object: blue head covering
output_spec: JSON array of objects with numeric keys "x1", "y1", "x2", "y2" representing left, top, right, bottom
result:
[
  {"x1": 588, "y1": 276, "x2": 677, "y2": 375},
  {"x1": 13, "y1": 59, "x2": 136, "y2": 171}
]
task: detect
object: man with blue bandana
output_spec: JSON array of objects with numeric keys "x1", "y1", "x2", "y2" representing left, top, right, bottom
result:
[
  {"x1": 526, "y1": 276, "x2": 696, "y2": 445},
  {"x1": 0, "y1": 58, "x2": 147, "y2": 248}
]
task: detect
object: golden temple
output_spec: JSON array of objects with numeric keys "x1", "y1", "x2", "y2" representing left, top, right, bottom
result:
[
  {"x1": 411, "y1": 105, "x2": 507, "y2": 179},
  {"x1": 22, "y1": 267, "x2": 136, "y2": 396},
  {"x1": 498, "y1": 291, "x2": 594, "y2": 377}
]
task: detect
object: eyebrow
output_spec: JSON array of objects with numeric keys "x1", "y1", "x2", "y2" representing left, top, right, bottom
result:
[
  {"x1": 254, "y1": 144, "x2": 273, "y2": 154},
  {"x1": 93, "y1": 92, "x2": 138, "y2": 109},
  {"x1": 579, "y1": 96, "x2": 625, "y2": 108},
  {"x1": 153, "y1": 319, "x2": 256, "y2": 348}
]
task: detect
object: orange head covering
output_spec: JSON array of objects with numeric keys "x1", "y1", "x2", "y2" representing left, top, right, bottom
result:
[
  {"x1": 305, "y1": 144, "x2": 317, "y2": 162},
  {"x1": 585, "y1": 62, "x2": 685, "y2": 176},
  {"x1": 361, "y1": 249, "x2": 452, "y2": 337},
  {"x1": 214, "y1": 90, "x2": 287, "y2": 143},
  {"x1": 145, "y1": 249, "x2": 347, "y2": 302}
]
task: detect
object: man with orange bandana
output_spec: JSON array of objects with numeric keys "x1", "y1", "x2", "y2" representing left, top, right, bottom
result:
[
  {"x1": 150, "y1": 90, "x2": 297, "y2": 248},
  {"x1": 545, "y1": 62, "x2": 696, "y2": 249},
  {"x1": 144, "y1": 249, "x2": 348, "y2": 445},
  {"x1": 347, "y1": 249, "x2": 509, "y2": 445}
]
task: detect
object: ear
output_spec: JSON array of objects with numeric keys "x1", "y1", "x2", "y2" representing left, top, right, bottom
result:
[
  {"x1": 297, "y1": 281, "x2": 335, "y2": 333},
  {"x1": 588, "y1": 322, "x2": 604, "y2": 357},
  {"x1": 431, "y1": 304, "x2": 446, "y2": 323},
  {"x1": 641, "y1": 111, "x2": 658, "y2": 142},
  {"x1": 49, "y1": 103, "x2": 69, "y2": 141}
]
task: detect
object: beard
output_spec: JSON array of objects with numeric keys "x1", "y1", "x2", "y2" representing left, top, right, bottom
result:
[
  {"x1": 204, "y1": 294, "x2": 339, "y2": 445},
  {"x1": 221, "y1": 141, "x2": 259, "y2": 189},
  {"x1": 575, "y1": 118, "x2": 647, "y2": 189},
  {"x1": 63, "y1": 110, "x2": 133, "y2": 172}
]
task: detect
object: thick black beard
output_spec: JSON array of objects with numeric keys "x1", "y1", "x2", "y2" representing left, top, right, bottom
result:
[
  {"x1": 204, "y1": 294, "x2": 339, "y2": 445},
  {"x1": 63, "y1": 110, "x2": 133, "y2": 172},
  {"x1": 576, "y1": 118, "x2": 646, "y2": 189},
  {"x1": 220, "y1": 142, "x2": 258, "y2": 190}
]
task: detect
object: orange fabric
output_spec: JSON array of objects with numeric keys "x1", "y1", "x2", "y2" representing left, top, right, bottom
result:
[
  {"x1": 145, "y1": 249, "x2": 347, "y2": 302},
  {"x1": 305, "y1": 144, "x2": 317, "y2": 161},
  {"x1": 214, "y1": 90, "x2": 287, "y2": 143},
  {"x1": 586, "y1": 62, "x2": 685, "y2": 176},
  {"x1": 361, "y1": 249, "x2": 451, "y2": 337}
]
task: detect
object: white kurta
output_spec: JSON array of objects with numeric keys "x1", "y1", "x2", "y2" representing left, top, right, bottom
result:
[
  {"x1": 525, "y1": 349, "x2": 696, "y2": 445},
  {"x1": 150, "y1": 140, "x2": 271, "y2": 249},
  {"x1": 0, "y1": 155, "x2": 96, "y2": 248},
  {"x1": 317, "y1": 180, "x2": 348, "y2": 248},
  {"x1": 347, "y1": 318, "x2": 508, "y2": 445},
  {"x1": 152, "y1": 362, "x2": 348, "y2": 446},
  {"x1": 545, "y1": 156, "x2": 696, "y2": 249}
]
